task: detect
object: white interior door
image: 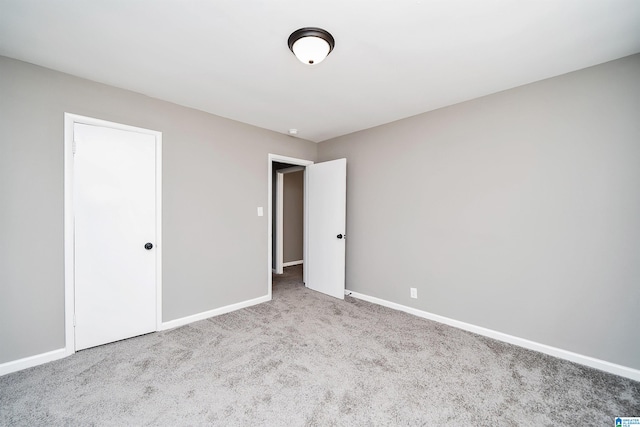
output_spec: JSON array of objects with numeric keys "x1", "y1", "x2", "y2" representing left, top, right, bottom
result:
[
  {"x1": 306, "y1": 158, "x2": 346, "y2": 299},
  {"x1": 73, "y1": 122, "x2": 157, "y2": 350}
]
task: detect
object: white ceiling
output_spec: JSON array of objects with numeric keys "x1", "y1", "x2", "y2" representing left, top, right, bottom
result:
[{"x1": 1, "y1": 1, "x2": 639, "y2": 142}]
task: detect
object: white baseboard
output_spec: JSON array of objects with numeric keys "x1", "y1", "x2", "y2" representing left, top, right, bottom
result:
[
  {"x1": 160, "y1": 294, "x2": 271, "y2": 331},
  {"x1": 0, "y1": 347, "x2": 71, "y2": 377},
  {"x1": 1, "y1": 294, "x2": 272, "y2": 376},
  {"x1": 283, "y1": 260, "x2": 303, "y2": 267},
  {"x1": 345, "y1": 289, "x2": 640, "y2": 382}
]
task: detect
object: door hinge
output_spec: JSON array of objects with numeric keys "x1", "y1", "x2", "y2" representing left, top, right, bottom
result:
[
  {"x1": 73, "y1": 314, "x2": 76, "y2": 327},
  {"x1": 72, "y1": 140, "x2": 77, "y2": 155}
]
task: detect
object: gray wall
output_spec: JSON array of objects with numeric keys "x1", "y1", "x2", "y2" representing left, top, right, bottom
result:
[
  {"x1": 0, "y1": 56, "x2": 317, "y2": 364},
  {"x1": 318, "y1": 54, "x2": 640, "y2": 370},
  {"x1": 283, "y1": 171, "x2": 304, "y2": 263}
]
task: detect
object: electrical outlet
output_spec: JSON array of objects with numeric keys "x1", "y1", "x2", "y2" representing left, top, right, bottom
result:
[{"x1": 410, "y1": 288, "x2": 417, "y2": 299}]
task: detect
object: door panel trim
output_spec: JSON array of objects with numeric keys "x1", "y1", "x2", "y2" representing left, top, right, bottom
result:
[{"x1": 64, "y1": 113, "x2": 162, "y2": 354}]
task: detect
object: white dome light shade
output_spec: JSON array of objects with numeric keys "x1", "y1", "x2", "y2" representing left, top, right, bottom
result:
[
  {"x1": 288, "y1": 28, "x2": 335, "y2": 66},
  {"x1": 292, "y1": 36, "x2": 331, "y2": 65}
]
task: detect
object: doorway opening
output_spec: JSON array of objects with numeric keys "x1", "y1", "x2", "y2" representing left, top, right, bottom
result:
[
  {"x1": 267, "y1": 154, "x2": 347, "y2": 301},
  {"x1": 267, "y1": 154, "x2": 313, "y2": 299},
  {"x1": 273, "y1": 163, "x2": 305, "y2": 274}
]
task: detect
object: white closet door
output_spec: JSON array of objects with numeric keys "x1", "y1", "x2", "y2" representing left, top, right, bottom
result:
[{"x1": 74, "y1": 122, "x2": 157, "y2": 350}]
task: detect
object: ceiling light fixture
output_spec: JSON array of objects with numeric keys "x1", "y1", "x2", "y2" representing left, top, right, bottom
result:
[{"x1": 288, "y1": 27, "x2": 335, "y2": 65}]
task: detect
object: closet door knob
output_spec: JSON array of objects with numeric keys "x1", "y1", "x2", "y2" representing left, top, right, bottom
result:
[{"x1": 144, "y1": 243, "x2": 153, "y2": 250}]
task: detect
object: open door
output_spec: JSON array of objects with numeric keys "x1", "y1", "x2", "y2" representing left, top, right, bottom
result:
[{"x1": 305, "y1": 158, "x2": 347, "y2": 299}]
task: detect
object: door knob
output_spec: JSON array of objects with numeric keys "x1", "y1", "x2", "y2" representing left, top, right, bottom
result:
[
  {"x1": 337, "y1": 234, "x2": 343, "y2": 239},
  {"x1": 144, "y1": 243, "x2": 153, "y2": 250}
]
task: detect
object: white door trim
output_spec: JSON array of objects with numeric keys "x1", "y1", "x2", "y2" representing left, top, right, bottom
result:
[
  {"x1": 275, "y1": 172, "x2": 284, "y2": 274},
  {"x1": 64, "y1": 113, "x2": 162, "y2": 354},
  {"x1": 268, "y1": 154, "x2": 313, "y2": 299},
  {"x1": 275, "y1": 166, "x2": 305, "y2": 275}
]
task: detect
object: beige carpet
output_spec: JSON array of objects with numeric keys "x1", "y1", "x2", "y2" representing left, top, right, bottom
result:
[{"x1": 1, "y1": 265, "x2": 638, "y2": 425}]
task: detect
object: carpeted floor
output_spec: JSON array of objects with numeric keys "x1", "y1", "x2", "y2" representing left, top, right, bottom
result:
[{"x1": 1, "y1": 265, "x2": 638, "y2": 426}]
